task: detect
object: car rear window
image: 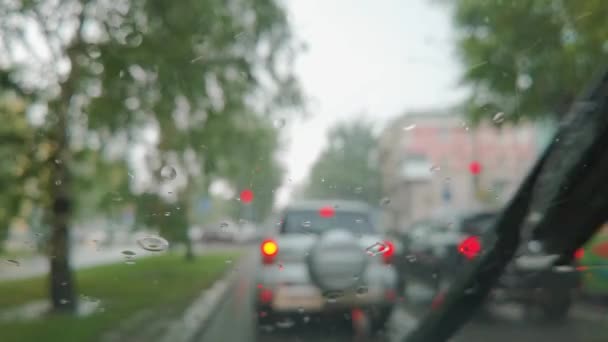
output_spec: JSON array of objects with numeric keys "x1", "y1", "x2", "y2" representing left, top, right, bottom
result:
[{"x1": 282, "y1": 210, "x2": 374, "y2": 235}]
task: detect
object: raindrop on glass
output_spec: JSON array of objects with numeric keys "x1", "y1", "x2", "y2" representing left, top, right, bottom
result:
[
  {"x1": 6, "y1": 259, "x2": 19, "y2": 267},
  {"x1": 403, "y1": 124, "x2": 416, "y2": 131},
  {"x1": 380, "y1": 197, "x2": 391, "y2": 206},
  {"x1": 164, "y1": 212, "x2": 171, "y2": 217},
  {"x1": 160, "y1": 165, "x2": 177, "y2": 180},
  {"x1": 273, "y1": 118, "x2": 286, "y2": 129},
  {"x1": 297, "y1": 307, "x2": 305, "y2": 313},
  {"x1": 527, "y1": 240, "x2": 543, "y2": 253},
  {"x1": 516, "y1": 74, "x2": 533, "y2": 90},
  {"x1": 121, "y1": 250, "x2": 136, "y2": 256},
  {"x1": 59, "y1": 298, "x2": 69, "y2": 304},
  {"x1": 275, "y1": 318, "x2": 295, "y2": 329},
  {"x1": 220, "y1": 222, "x2": 229, "y2": 229},
  {"x1": 136, "y1": 236, "x2": 169, "y2": 252},
  {"x1": 493, "y1": 112, "x2": 505, "y2": 123},
  {"x1": 55, "y1": 179, "x2": 62, "y2": 186},
  {"x1": 54, "y1": 159, "x2": 62, "y2": 164},
  {"x1": 429, "y1": 165, "x2": 441, "y2": 173},
  {"x1": 366, "y1": 242, "x2": 389, "y2": 256},
  {"x1": 354, "y1": 186, "x2": 363, "y2": 194},
  {"x1": 356, "y1": 286, "x2": 368, "y2": 296},
  {"x1": 301, "y1": 221, "x2": 312, "y2": 228},
  {"x1": 125, "y1": 259, "x2": 136, "y2": 265}
]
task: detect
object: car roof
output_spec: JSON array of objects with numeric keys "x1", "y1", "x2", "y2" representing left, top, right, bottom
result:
[{"x1": 284, "y1": 199, "x2": 371, "y2": 213}]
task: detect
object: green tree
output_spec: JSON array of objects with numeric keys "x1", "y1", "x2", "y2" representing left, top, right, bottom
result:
[
  {"x1": 304, "y1": 120, "x2": 383, "y2": 205},
  {"x1": 450, "y1": 0, "x2": 608, "y2": 123},
  {"x1": 0, "y1": 0, "x2": 300, "y2": 313}
]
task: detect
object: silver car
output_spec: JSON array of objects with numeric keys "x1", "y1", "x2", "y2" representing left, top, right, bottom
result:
[{"x1": 255, "y1": 199, "x2": 398, "y2": 333}]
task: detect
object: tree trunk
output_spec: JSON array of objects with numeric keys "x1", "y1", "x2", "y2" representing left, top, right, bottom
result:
[
  {"x1": 184, "y1": 236, "x2": 195, "y2": 261},
  {"x1": 48, "y1": 87, "x2": 77, "y2": 313}
]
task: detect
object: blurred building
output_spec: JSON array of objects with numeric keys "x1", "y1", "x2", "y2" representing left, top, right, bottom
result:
[{"x1": 378, "y1": 109, "x2": 538, "y2": 231}]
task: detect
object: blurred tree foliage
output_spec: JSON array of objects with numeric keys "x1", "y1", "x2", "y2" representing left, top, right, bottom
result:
[
  {"x1": 451, "y1": 0, "x2": 608, "y2": 123},
  {"x1": 304, "y1": 120, "x2": 383, "y2": 205},
  {"x1": 0, "y1": 0, "x2": 300, "y2": 313}
]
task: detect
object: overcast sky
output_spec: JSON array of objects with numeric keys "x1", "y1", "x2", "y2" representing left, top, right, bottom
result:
[{"x1": 274, "y1": 0, "x2": 467, "y2": 206}]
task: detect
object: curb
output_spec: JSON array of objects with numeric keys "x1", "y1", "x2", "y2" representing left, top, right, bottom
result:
[{"x1": 160, "y1": 257, "x2": 244, "y2": 342}]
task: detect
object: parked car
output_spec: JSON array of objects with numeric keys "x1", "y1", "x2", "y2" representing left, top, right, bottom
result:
[
  {"x1": 395, "y1": 211, "x2": 582, "y2": 320},
  {"x1": 255, "y1": 199, "x2": 398, "y2": 334}
]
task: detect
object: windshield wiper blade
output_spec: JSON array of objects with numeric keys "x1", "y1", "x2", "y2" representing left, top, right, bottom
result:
[{"x1": 404, "y1": 67, "x2": 608, "y2": 342}]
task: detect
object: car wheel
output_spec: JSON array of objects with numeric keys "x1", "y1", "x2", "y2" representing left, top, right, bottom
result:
[{"x1": 540, "y1": 289, "x2": 572, "y2": 321}]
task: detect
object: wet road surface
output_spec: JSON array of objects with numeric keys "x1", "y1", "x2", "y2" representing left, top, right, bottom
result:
[{"x1": 197, "y1": 246, "x2": 608, "y2": 342}]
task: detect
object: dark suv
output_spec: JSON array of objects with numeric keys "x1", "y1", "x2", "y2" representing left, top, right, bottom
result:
[{"x1": 395, "y1": 212, "x2": 581, "y2": 320}]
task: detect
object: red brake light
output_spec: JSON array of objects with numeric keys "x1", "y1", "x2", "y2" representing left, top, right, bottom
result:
[
  {"x1": 458, "y1": 235, "x2": 482, "y2": 260},
  {"x1": 261, "y1": 239, "x2": 278, "y2": 264},
  {"x1": 381, "y1": 240, "x2": 395, "y2": 264},
  {"x1": 574, "y1": 248, "x2": 584, "y2": 260}
]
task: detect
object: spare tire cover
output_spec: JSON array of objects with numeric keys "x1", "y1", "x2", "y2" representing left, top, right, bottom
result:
[{"x1": 307, "y1": 228, "x2": 368, "y2": 291}]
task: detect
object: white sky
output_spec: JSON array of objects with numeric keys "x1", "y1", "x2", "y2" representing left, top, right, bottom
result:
[{"x1": 275, "y1": 0, "x2": 466, "y2": 207}]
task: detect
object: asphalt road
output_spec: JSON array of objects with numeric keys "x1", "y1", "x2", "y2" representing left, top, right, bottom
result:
[{"x1": 197, "y1": 246, "x2": 608, "y2": 342}]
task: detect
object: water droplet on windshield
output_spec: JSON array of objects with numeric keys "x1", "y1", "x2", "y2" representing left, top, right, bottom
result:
[
  {"x1": 136, "y1": 236, "x2": 169, "y2": 252},
  {"x1": 59, "y1": 299, "x2": 69, "y2": 304},
  {"x1": 54, "y1": 159, "x2": 62, "y2": 164},
  {"x1": 355, "y1": 219, "x2": 363, "y2": 224},
  {"x1": 516, "y1": 74, "x2": 533, "y2": 90},
  {"x1": 324, "y1": 290, "x2": 344, "y2": 302},
  {"x1": 121, "y1": 250, "x2": 136, "y2": 256},
  {"x1": 55, "y1": 179, "x2": 62, "y2": 186},
  {"x1": 6, "y1": 259, "x2": 19, "y2": 266},
  {"x1": 493, "y1": 112, "x2": 505, "y2": 123},
  {"x1": 366, "y1": 242, "x2": 389, "y2": 256},
  {"x1": 220, "y1": 222, "x2": 229, "y2": 229},
  {"x1": 273, "y1": 118, "x2": 286, "y2": 129},
  {"x1": 403, "y1": 124, "x2": 416, "y2": 131},
  {"x1": 356, "y1": 286, "x2": 368, "y2": 296},
  {"x1": 380, "y1": 197, "x2": 391, "y2": 206},
  {"x1": 527, "y1": 240, "x2": 543, "y2": 253},
  {"x1": 301, "y1": 221, "x2": 312, "y2": 228},
  {"x1": 429, "y1": 165, "x2": 441, "y2": 173},
  {"x1": 125, "y1": 259, "x2": 136, "y2": 265},
  {"x1": 553, "y1": 265, "x2": 576, "y2": 273},
  {"x1": 297, "y1": 307, "x2": 305, "y2": 313},
  {"x1": 160, "y1": 166, "x2": 177, "y2": 180},
  {"x1": 354, "y1": 186, "x2": 363, "y2": 194},
  {"x1": 406, "y1": 254, "x2": 417, "y2": 263},
  {"x1": 164, "y1": 212, "x2": 171, "y2": 217}
]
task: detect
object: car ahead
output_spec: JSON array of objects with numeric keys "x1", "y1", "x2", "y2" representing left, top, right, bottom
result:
[
  {"x1": 255, "y1": 199, "x2": 398, "y2": 333},
  {"x1": 396, "y1": 212, "x2": 582, "y2": 320}
]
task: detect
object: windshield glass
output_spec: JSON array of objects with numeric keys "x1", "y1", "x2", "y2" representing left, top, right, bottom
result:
[{"x1": 2, "y1": 0, "x2": 607, "y2": 341}]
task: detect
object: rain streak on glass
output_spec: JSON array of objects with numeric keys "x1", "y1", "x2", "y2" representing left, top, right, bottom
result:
[
  {"x1": 160, "y1": 165, "x2": 177, "y2": 180},
  {"x1": 403, "y1": 124, "x2": 416, "y2": 131},
  {"x1": 121, "y1": 250, "x2": 136, "y2": 256},
  {"x1": 137, "y1": 236, "x2": 170, "y2": 252},
  {"x1": 429, "y1": 165, "x2": 441, "y2": 173},
  {"x1": 380, "y1": 197, "x2": 391, "y2": 206},
  {"x1": 354, "y1": 186, "x2": 363, "y2": 194},
  {"x1": 301, "y1": 220, "x2": 312, "y2": 228}
]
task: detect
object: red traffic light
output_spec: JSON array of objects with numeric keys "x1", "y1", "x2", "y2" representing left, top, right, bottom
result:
[{"x1": 469, "y1": 161, "x2": 482, "y2": 175}]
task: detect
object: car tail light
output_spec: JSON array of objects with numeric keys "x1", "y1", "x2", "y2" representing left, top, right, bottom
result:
[
  {"x1": 458, "y1": 235, "x2": 482, "y2": 260},
  {"x1": 261, "y1": 239, "x2": 279, "y2": 264},
  {"x1": 258, "y1": 288, "x2": 273, "y2": 303},
  {"x1": 574, "y1": 248, "x2": 584, "y2": 260},
  {"x1": 380, "y1": 240, "x2": 395, "y2": 264}
]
